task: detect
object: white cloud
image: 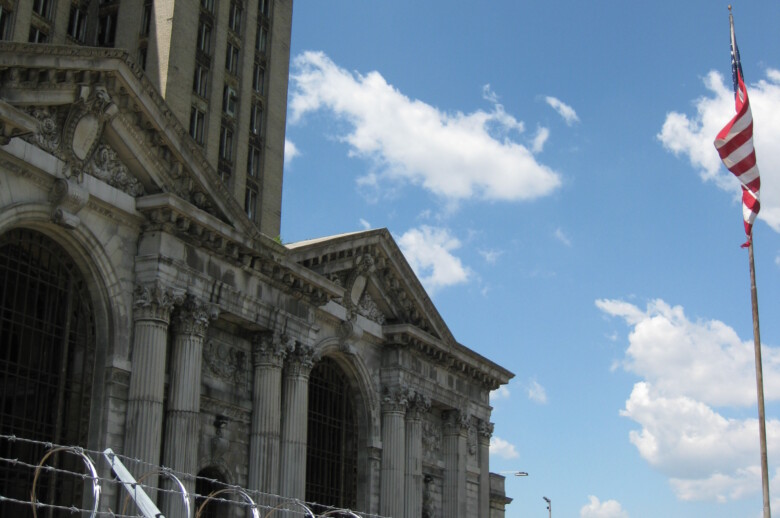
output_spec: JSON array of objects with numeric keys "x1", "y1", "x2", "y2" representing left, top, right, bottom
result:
[
  {"x1": 527, "y1": 380, "x2": 548, "y2": 404},
  {"x1": 598, "y1": 297, "x2": 780, "y2": 502},
  {"x1": 580, "y1": 496, "x2": 629, "y2": 518},
  {"x1": 289, "y1": 51, "x2": 561, "y2": 202},
  {"x1": 597, "y1": 298, "x2": 780, "y2": 407},
  {"x1": 284, "y1": 139, "x2": 299, "y2": 165},
  {"x1": 479, "y1": 248, "x2": 503, "y2": 264},
  {"x1": 658, "y1": 69, "x2": 780, "y2": 233},
  {"x1": 554, "y1": 227, "x2": 572, "y2": 247},
  {"x1": 545, "y1": 96, "x2": 580, "y2": 126},
  {"x1": 490, "y1": 436, "x2": 519, "y2": 459},
  {"x1": 532, "y1": 126, "x2": 550, "y2": 154},
  {"x1": 359, "y1": 218, "x2": 371, "y2": 230},
  {"x1": 490, "y1": 385, "x2": 511, "y2": 402},
  {"x1": 396, "y1": 226, "x2": 470, "y2": 293}
]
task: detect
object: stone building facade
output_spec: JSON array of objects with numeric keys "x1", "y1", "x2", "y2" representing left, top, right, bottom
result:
[{"x1": 0, "y1": 2, "x2": 513, "y2": 517}]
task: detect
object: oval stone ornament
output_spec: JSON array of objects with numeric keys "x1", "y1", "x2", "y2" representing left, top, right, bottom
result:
[{"x1": 72, "y1": 113, "x2": 100, "y2": 161}]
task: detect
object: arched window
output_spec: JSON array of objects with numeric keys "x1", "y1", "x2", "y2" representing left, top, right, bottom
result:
[
  {"x1": 0, "y1": 228, "x2": 96, "y2": 516},
  {"x1": 306, "y1": 357, "x2": 358, "y2": 512}
]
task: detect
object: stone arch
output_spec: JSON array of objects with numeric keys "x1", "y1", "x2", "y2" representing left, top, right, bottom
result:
[
  {"x1": 309, "y1": 337, "x2": 380, "y2": 513},
  {"x1": 0, "y1": 206, "x2": 130, "y2": 449},
  {"x1": 194, "y1": 465, "x2": 232, "y2": 518}
]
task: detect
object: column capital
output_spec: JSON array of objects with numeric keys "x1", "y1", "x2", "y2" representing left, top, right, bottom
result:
[
  {"x1": 443, "y1": 409, "x2": 472, "y2": 436},
  {"x1": 478, "y1": 420, "x2": 494, "y2": 443},
  {"x1": 133, "y1": 282, "x2": 183, "y2": 322},
  {"x1": 173, "y1": 295, "x2": 218, "y2": 338},
  {"x1": 382, "y1": 386, "x2": 410, "y2": 414},
  {"x1": 406, "y1": 391, "x2": 431, "y2": 421},
  {"x1": 252, "y1": 330, "x2": 289, "y2": 368},
  {"x1": 284, "y1": 341, "x2": 317, "y2": 377}
]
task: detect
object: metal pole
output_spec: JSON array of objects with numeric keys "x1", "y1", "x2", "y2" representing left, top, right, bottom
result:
[
  {"x1": 543, "y1": 496, "x2": 551, "y2": 518},
  {"x1": 748, "y1": 240, "x2": 771, "y2": 518}
]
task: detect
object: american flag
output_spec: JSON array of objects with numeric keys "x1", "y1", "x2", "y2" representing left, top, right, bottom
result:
[{"x1": 713, "y1": 12, "x2": 761, "y2": 248}]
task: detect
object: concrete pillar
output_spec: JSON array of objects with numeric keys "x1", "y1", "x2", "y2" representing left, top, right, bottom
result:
[
  {"x1": 161, "y1": 296, "x2": 215, "y2": 518},
  {"x1": 478, "y1": 420, "x2": 494, "y2": 518},
  {"x1": 443, "y1": 409, "x2": 470, "y2": 518},
  {"x1": 124, "y1": 283, "x2": 180, "y2": 496},
  {"x1": 248, "y1": 330, "x2": 287, "y2": 502},
  {"x1": 380, "y1": 388, "x2": 407, "y2": 518},
  {"x1": 279, "y1": 342, "x2": 316, "y2": 500},
  {"x1": 404, "y1": 393, "x2": 430, "y2": 518}
]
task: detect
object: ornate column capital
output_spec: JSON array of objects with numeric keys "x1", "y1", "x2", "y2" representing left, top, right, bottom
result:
[
  {"x1": 252, "y1": 330, "x2": 288, "y2": 368},
  {"x1": 442, "y1": 409, "x2": 472, "y2": 436},
  {"x1": 284, "y1": 341, "x2": 317, "y2": 378},
  {"x1": 173, "y1": 295, "x2": 218, "y2": 338},
  {"x1": 133, "y1": 282, "x2": 183, "y2": 323},
  {"x1": 382, "y1": 386, "x2": 411, "y2": 414},
  {"x1": 478, "y1": 420, "x2": 494, "y2": 444},
  {"x1": 406, "y1": 391, "x2": 431, "y2": 421}
]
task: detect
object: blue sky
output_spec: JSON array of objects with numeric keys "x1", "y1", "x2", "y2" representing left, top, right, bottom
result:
[{"x1": 280, "y1": 2, "x2": 780, "y2": 517}]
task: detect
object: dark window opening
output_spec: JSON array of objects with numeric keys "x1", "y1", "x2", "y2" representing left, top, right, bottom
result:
[
  {"x1": 0, "y1": 229, "x2": 96, "y2": 517},
  {"x1": 306, "y1": 357, "x2": 358, "y2": 513}
]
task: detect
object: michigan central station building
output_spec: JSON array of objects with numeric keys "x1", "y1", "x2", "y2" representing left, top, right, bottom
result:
[{"x1": 0, "y1": 1, "x2": 513, "y2": 517}]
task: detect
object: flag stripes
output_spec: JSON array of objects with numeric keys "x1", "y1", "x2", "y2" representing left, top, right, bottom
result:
[{"x1": 713, "y1": 14, "x2": 761, "y2": 247}]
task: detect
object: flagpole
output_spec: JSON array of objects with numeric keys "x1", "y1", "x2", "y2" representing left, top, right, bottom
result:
[{"x1": 748, "y1": 238, "x2": 771, "y2": 518}]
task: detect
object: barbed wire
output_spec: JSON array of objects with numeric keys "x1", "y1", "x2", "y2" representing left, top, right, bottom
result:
[{"x1": 0, "y1": 434, "x2": 386, "y2": 518}]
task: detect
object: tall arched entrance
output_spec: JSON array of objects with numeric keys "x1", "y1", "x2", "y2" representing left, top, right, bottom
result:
[
  {"x1": 0, "y1": 228, "x2": 97, "y2": 516},
  {"x1": 306, "y1": 356, "x2": 358, "y2": 512}
]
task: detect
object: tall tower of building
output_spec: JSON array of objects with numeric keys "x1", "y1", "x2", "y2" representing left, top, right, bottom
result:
[{"x1": 0, "y1": 0, "x2": 291, "y2": 237}]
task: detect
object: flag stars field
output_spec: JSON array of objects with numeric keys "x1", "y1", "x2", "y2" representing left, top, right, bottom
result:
[{"x1": 282, "y1": 2, "x2": 780, "y2": 516}]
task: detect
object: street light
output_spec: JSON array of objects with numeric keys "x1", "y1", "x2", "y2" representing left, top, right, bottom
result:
[
  {"x1": 497, "y1": 471, "x2": 529, "y2": 476},
  {"x1": 543, "y1": 496, "x2": 551, "y2": 518}
]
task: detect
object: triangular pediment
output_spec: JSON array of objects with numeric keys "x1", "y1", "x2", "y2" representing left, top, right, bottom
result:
[
  {"x1": 0, "y1": 43, "x2": 256, "y2": 238},
  {"x1": 286, "y1": 229, "x2": 455, "y2": 343}
]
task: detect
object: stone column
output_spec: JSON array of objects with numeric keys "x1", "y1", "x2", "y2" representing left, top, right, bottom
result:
[
  {"x1": 161, "y1": 296, "x2": 214, "y2": 518},
  {"x1": 124, "y1": 283, "x2": 180, "y2": 496},
  {"x1": 478, "y1": 420, "x2": 494, "y2": 518},
  {"x1": 404, "y1": 393, "x2": 430, "y2": 518},
  {"x1": 248, "y1": 331, "x2": 287, "y2": 502},
  {"x1": 380, "y1": 388, "x2": 407, "y2": 518},
  {"x1": 442, "y1": 409, "x2": 470, "y2": 518},
  {"x1": 279, "y1": 342, "x2": 316, "y2": 500}
]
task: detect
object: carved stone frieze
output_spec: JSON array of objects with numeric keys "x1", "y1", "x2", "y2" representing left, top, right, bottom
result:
[
  {"x1": 422, "y1": 419, "x2": 442, "y2": 461},
  {"x1": 27, "y1": 106, "x2": 61, "y2": 153},
  {"x1": 204, "y1": 340, "x2": 249, "y2": 386},
  {"x1": 443, "y1": 409, "x2": 472, "y2": 436},
  {"x1": 88, "y1": 144, "x2": 144, "y2": 196},
  {"x1": 358, "y1": 291, "x2": 386, "y2": 325}
]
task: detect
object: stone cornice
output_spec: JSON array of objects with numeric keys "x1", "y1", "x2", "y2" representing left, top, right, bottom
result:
[
  {"x1": 136, "y1": 193, "x2": 341, "y2": 307},
  {"x1": 384, "y1": 323, "x2": 513, "y2": 391}
]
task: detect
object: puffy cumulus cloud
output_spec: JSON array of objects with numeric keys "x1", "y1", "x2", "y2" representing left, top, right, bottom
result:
[
  {"x1": 580, "y1": 496, "x2": 628, "y2": 518},
  {"x1": 490, "y1": 436, "x2": 519, "y2": 459},
  {"x1": 396, "y1": 226, "x2": 470, "y2": 293},
  {"x1": 289, "y1": 51, "x2": 561, "y2": 202},
  {"x1": 545, "y1": 96, "x2": 580, "y2": 126},
  {"x1": 620, "y1": 382, "x2": 780, "y2": 479},
  {"x1": 596, "y1": 298, "x2": 780, "y2": 407},
  {"x1": 658, "y1": 69, "x2": 780, "y2": 232},
  {"x1": 598, "y1": 297, "x2": 780, "y2": 502},
  {"x1": 284, "y1": 139, "x2": 299, "y2": 166}
]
